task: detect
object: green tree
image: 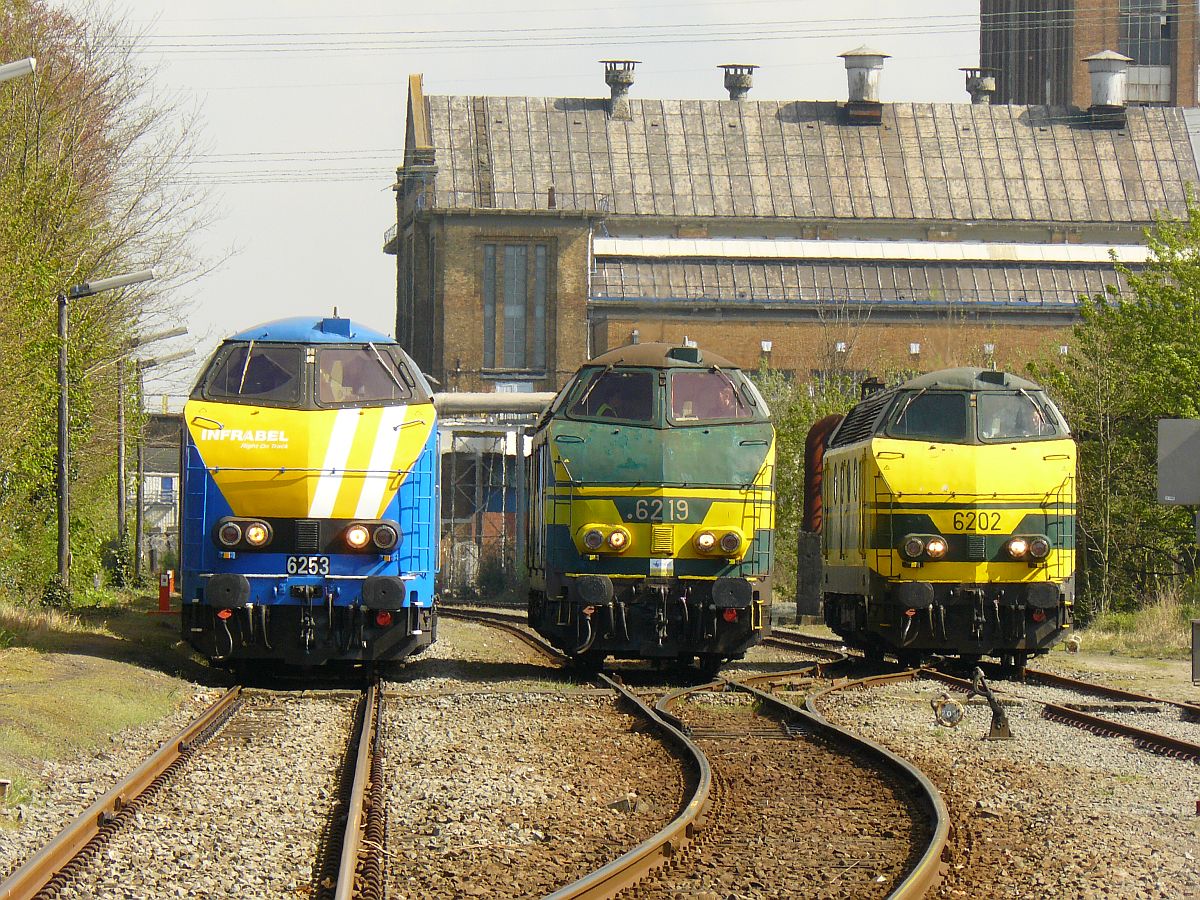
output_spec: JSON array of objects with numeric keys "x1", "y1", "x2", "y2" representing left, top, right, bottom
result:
[
  {"x1": 0, "y1": 1, "x2": 208, "y2": 599},
  {"x1": 1032, "y1": 201, "x2": 1200, "y2": 619}
]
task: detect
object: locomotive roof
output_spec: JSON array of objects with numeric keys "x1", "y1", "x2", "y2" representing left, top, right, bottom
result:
[
  {"x1": 898, "y1": 367, "x2": 1045, "y2": 392},
  {"x1": 585, "y1": 342, "x2": 738, "y2": 369},
  {"x1": 226, "y1": 316, "x2": 396, "y2": 344}
]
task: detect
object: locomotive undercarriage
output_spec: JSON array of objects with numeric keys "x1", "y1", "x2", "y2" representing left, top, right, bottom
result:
[
  {"x1": 825, "y1": 578, "x2": 1073, "y2": 667},
  {"x1": 182, "y1": 601, "x2": 436, "y2": 667},
  {"x1": 530, "y1": 574, "x2": 769, "y2": 672}
]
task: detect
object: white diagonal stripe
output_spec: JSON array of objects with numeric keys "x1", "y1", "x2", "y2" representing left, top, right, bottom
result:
[
  {"x1": 355, "y1": 405, "x2": 408, "y2": 519},
  {"x1": 309, "y1": 408, "x2": 361, "y2": 518}
]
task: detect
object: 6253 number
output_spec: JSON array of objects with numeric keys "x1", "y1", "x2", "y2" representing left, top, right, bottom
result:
[{"x1": 287, "y1": 555, "x2": 330, "y2": 576}]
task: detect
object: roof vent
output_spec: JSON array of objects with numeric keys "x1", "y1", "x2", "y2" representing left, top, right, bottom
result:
[
  {"x1": 668, "y1": 346, "x2": 702, "y2": 364},
  {"x1": 960, "y1": 66, "x2": 997, "y2": 105},
  {"x1": 1084, "y1": 50, "x2": 1132, "y2": 129},
  {"x1": 602, "y1": 59, "x2": 639, "y2": 120},
  {"x1": 839, "y1": 46, "x2": 888, "y2": 125},
  {"x1": 720, "y1": 63, "x2": 757, "y2": 101}
]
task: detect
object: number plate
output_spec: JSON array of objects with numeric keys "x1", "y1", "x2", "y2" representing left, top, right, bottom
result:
[{"x1": 287, "y1": 555, "x2": 330, "y2": 576}]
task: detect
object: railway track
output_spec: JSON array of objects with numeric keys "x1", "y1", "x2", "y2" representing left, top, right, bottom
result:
[{"x1": 0, "y1": 684, "x2": 380, "y2": 900}]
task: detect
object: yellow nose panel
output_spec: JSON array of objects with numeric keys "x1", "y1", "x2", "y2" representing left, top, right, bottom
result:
[{"x1": 185, "y1": 400, "x2": 435, "y2": 519}]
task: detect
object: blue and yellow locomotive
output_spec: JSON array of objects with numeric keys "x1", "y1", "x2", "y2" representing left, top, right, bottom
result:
[
  {"x1": 808, "y1": 368, "x2": 1075, "y2": 669},
  {"x1": 179, "y1": 316, "x2": 438, "y2": 666},
  {"x1": 526, "y1": 343, "x2": 775, "y2": 675}
]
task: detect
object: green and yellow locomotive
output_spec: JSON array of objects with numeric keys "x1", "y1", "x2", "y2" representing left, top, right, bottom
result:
[
  {"x1": 526, "y1": 343, "x2": 775, "y2": 675},
  {"x1": 808, "y1": 368, "x2": 1075, "y2": 669}
]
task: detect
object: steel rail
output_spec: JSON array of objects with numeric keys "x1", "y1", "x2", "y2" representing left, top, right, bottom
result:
[
  {"x1": 1023, "y1": 667, "x2": 1200, "y2": 719},
  {"x1": 438, "y1": 607, "x2": 568, "y2": 663},
  {"x1": 334, "y1": 682, "x2": 382, "y2": 900},
  {"x1": 442, "y1": 607, "x2": 714, "y2": 899},
  {"x1": 1040, "y1": 703, "x2": 1200, "y2": 761},
  {"x1": 804, "y1": 671, "x2": 950, "y2": 900},
  {"x1": 0, "y1": 687, "x2": 242, "y2": 900},
  {"x1": 761, "y1": 633, "x2": 851, "y2": 662},
  {"x1": 546, "y1": 673, "x2": 712, "y2": 900}
]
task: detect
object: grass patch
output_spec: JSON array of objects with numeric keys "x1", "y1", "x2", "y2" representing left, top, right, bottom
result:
[{"x1": 1081, "y1": 588, "x2": 1198, "y2": 658}]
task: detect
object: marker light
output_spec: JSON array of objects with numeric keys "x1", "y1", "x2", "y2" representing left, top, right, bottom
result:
[
  {"x1": 345, "y1": 524, "x2": 371, "y2": 549},
  {"x1": 925, "y1": 537, "x2": 948, "y2": 559},
  {"x1": 694, "y1": 531, "x2": 716, "y2": 552},
  {"x1": 244, "y1": 521, "x2": 271, "y2": 547},
  {"x1": 1006, "y1": 537, "x2": 1030, "y2": 559},
  {"x1": 216, "y1": 608, "x2": 233, "y2": 620},
  {"x1": 1029, "y1": 536, "x2": 1051, "y2": 560},
  {"x1": 375, "y1": 610, "x2": 394, "y2": 627},
  {"x1": 607, "y1": 529, "x2": 629, "y2": 550},
  {"x1": 722, "y1": 608, "x2": 738, "y2": 622},
  {"x1": 373, "y1": 524, "x2": 399, "y2": 551},
  {"x1": 583, "y1": 529, "x2": 604, "y2": 551},
  {"x1": 719, "y1": 531, "x2": 742, "y2": 554},
  {"x1": 902, "y1": 535, "x2": 925, "y2": 559},
  {"x1": 1031, "y1": 608, "x2": 1047, "y2": 623},
  {"x1": 217, "y1": 522, "x2": 242, "y2": 547}
]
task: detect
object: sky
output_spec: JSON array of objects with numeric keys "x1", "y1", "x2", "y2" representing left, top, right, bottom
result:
[{"x1": 59, "y1": 1, "x2": 979, "y2": 406}]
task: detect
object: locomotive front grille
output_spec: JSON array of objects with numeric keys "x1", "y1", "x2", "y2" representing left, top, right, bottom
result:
[
  {"x1": 967, "y1": 534, "x2": 987, "y2": 560},
  {"x1": 296, "y1": 519, "x2": 321, "y2": 553},
  {"x1": 651, "y1": 525, "x2": 673, "y2": 555}
]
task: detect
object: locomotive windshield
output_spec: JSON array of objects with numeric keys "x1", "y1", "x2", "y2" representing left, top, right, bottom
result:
[
  {"x1": 669, "y1": 370, "x2": 757, "y2": 423},
  {"x1": 317, "y1": 346, "x2": 412, "y2": 405},
  {"x1": 886, "y1": 391, "x2": 968, "y2": 442},
  {"x1": 204, "y1": 343, "x2": 302, "y2": 404},
  {"x1": 567, "y1": 369, "x2": 654, "y2": 423},
  {"x1": 882, "y1": 389, "x2": 1066, "y2": 444}
]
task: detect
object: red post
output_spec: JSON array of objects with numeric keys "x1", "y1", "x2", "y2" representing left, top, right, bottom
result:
[{"x1": 157, "y1": 570, "x2": 174, "y2": 613}]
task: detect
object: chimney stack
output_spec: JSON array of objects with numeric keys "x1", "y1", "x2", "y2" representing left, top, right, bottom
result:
[
  {"x1": 960, "y1": 67, "x2": 997, "y2": 105},
  {"x1": 602, "y1": 59, "x2": 639, "y2": 120},
  {"x1": 720, "y1": 64, "x2": 757, "y2": 101},
  {"x1": 839, "y1": 46, "x2": 888, "y2": 125},
  {"x1": 1084, "y1": 50, "x2": 1132, "y2": 127}
]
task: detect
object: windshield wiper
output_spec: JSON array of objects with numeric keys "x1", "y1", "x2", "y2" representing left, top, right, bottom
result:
[
  {"x1": 236, "y1": 340, "x2": 256, "y2": 394},
  {"x1": 574, "y1": 364, "x2": 613, "y2": 413},
  {"x1": 895, "y1": 387, "x2": 927, "y2": 423},
  {"x1": 367, "y1": 342, "x2": 407, "y2": 393}
]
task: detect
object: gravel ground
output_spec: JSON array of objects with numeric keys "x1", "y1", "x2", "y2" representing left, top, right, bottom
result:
[
  {"x1": 816, "y1": 679, "x2": 1200, "y2": 899},
  {"x1": 0, "y1": 690, "x2": 221, "y2": 884},
  {"x1": 380, "y1": 618, "x2": 685, "y2": 898},
  {"x1": 45, "y1": 692, "x2": 356, "y2": 899}
]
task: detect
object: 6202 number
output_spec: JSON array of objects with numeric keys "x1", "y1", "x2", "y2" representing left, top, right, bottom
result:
[
  {"x1": 287, "y1": 555, "x2": 330, "y2": 576},
  {"x1": 952, "y1": 512, "x2": 1001, "y2": 532}
]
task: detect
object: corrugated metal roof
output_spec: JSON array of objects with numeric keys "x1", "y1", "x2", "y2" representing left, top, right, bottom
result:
[
  {"x1": 420, "y1": 96, "x2": 1198, "y2": 223},
  {"x1": 591, "y1": 258, "x2": 1124, "y2": 307}
]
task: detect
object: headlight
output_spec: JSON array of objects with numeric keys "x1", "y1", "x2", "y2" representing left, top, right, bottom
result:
[
  {"x1": 1006, "y1": 537, "x2": 1030, "y2": 559},
  {"x1": 902, "y1": 535, "x2": 926, "y2": 559},
  {"x1": 372, "y1": 524, "x2": 399, "y2": 551},
  {"x1": 583, "y1": 528, "x2": 605, "y2": 551},
  {"x1": 694, "y1": 531, "x2": 716, "y2": 552},
  {"x1": 243, "y1": 521, "x2": 271, "y2": 547},
  {"x1": 345, "y1": 524, "x2": 371, "y2": 549},
  {"x1": 925, "y1": 536, "x2": 948, "y2": 559},
  {"x1": 719, "y1": 531, "x2": 742, "y2": 554},
  {"x1": 607, "y1": 529, "x2": 629, "y2": 550},
  {"x1": 1029, "y1": 536, "x2": 1051, "y2": 560},
  {"x1": 217, "y1": 521, "x2": 242, "y2": 547}
]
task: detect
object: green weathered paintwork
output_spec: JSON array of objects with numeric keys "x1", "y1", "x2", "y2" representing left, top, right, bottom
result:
[{"x1": 550, "y1": 419, "x2": 772, "y2": 486}]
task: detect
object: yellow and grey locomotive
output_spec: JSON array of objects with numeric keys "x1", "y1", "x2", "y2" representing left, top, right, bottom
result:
[{"x1": 806, "y1": 368, "x2": 1075, "y2": 669}]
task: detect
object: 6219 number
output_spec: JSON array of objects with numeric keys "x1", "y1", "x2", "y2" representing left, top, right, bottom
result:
[
  {"x1": 952, "y1": 512, "x2": 1001, "y2": 532},
  {"x1": 287, "y1": 555, "x2": 330, "y2": 575},
  {"x1": 633, "y1": 498, "x2": 690, "y2": 522}
]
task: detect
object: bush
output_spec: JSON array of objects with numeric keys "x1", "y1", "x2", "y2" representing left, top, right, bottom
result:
[{"x1": 1081, "y1": 584, "x2": 1199, "y2": 657}]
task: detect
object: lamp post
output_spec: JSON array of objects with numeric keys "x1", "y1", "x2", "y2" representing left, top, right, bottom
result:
[
  {"x1": 0, "y1": 57, "x2": 36, "y2": 84},
  {"x1": 57, "y1": 269, "x2": 155, "y2": 588}
]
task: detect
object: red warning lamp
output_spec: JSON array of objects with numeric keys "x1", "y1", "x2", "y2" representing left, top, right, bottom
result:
[
  {"x1": 375, "y1": 610, "x2": 394, "y2": 628},
  {"x1": 216, "y1": 609, "x2": 233, "y2": 620},
  {"x1": 722, "y1": 608, "x2": 738, "y2": 623}
]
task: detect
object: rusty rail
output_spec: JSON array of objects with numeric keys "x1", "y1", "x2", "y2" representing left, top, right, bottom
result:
[
  {"x1": 804, "y1": 671, "x2": 950, "y2": 899},
  {"x1": 333, "y1": 682, "x2": 385, "y2": 900},
  {"x1": 0, "y1": 687, "x2": 242, "y2": 900}
]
